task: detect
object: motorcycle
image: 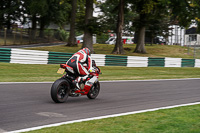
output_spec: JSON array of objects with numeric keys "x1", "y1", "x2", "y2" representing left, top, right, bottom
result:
[{"x1": 51, "y1": 60, "x2": 101, "y2": 103}]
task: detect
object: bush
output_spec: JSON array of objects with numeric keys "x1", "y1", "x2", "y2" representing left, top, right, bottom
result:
[
  {"x1": 97, "y1": 33, "x2": 109, "y2": 44},
  {"x1": 44, "y1": 29, "x2": 55, "y2": 37},
  {"x1": 55, "y1": 28, "x2": 69, "y2": 42}
]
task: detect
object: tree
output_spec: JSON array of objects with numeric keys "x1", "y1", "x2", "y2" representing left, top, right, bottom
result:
[
  {"x1": 82, "y1": 0, "x2": 94, "y2": 53},
  {"x1": 195, "y1": 0, "x2": 200, "y2": 33},
  {"x1": 100, "y1": 0, "x2": 169, "y2": 54},
  {"x1": 130, "y1": 0, "x2": 199, "y2": 53},
  {"x1": 39, "y1": 0, "x2": 56, "y2": 37},
  {"x1": 52, "y1": 0, "x2": 71, "y2": 28},
  {"x1": 112, "y1": 0, "x2": 125, "y2": 54},
  {"x1": 99, "y1": 0, "x2": 135, "y2": 54},
  {"x1": 40, "y1": 0, "x2": 71, "y2": 37},
  {"x1": 23, "y1": 0, "x2": 48, "y2": 38},
  {"x1": 168, "y1": 0, "x2": 199, "y2": 28},
  {"x1": 98, "y1": 0, "x2": 119, "y2": 33},
  {"x1": 132, "y1": 0, "x2": 171, "y2": 46},
  {"x1": 67, "y1": 0, "x2": 78, "y2": 46},
  {"x1": 0, "y1": 0, "x2": 6, "y2": 28},
  {"x1": 22, "y1": 0, "x2": 71, "y2": 38},
  {"x1": 130, "y1": 0, "x2": 160, "y2": 53},
  {"x1": 0, "y1": 0, "x2": 21, "y2": 30}
]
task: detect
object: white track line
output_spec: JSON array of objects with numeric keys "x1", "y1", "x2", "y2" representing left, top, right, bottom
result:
[
  {"x1": 1, "y1": 78, "x2": 200, "y2": 84},
  {"x1": 100, "y1": 78, "x2": 200, "y2": 82},
  {"x1": 6, "y1": 102, "x2": 200, "y2": 133},
  {"x1": 0, "y1": 82, "x2": 53, "y2": 84}
]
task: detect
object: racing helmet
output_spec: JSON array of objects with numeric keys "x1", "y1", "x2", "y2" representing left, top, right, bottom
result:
[{"x1": 82, "y1": 47, "x2": 91, "y2": 56}]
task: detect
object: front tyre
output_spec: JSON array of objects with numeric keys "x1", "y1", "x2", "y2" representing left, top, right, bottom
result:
[
  {"x1": 87, "y1": 81, "x2": 100, "y2": 99},
  {"x1": 51, "y1": 78, "x2": 70, "y2": 103}
]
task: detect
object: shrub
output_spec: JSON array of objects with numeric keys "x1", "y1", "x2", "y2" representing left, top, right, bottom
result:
[{"x1": 55, "y1": 28, "x2": 69, "y2": 42}]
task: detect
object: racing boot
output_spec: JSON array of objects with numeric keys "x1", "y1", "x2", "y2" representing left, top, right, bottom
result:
[{"x1": 75, "y1": 75, "x2": 89, "y2": 90}]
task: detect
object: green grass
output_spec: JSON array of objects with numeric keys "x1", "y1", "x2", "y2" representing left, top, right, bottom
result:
[
  {"x1": 25, "y1": 104, "x2": 200, "y2": 133},
  {"x1": 0, "y1": 62, "x2": 200, "y2": 82},
  {"x1": 25, "y1": 44, "x2": 196, "y2": 59}
]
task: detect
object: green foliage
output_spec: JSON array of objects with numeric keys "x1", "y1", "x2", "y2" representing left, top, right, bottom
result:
[
  {"x1": 97, "y1": 33, "x2": 109, "y2": 44},
  {"x1": 0, "y1": 0, "x2": 71, "y2": 30},
  {"x1": 86, "y1": 17, "x2": 103, "y2": 35},
  {"x1": 52, "y1": 0, "x2": 71, "y2": 26},
  {"x1": 27, "y1": 0, "x2": 48, "y2": 16},
  {"x1": 0, "y1": 0, "x2": 21, "y2": 29},
  {"x1": 98, "y1": 0, "x2": 118, "y2": 32},
  {"x1": 56, "y1": 28, "x2": 69, "y2": 42},
  {"x1": 98, "y1": 0, "x2": 136, "y2": 34},
  {"x1": 76, "y1": 0, "x2": 99, "y2": 35},
  {"x1": 192, "y1": 0, "x2": 200, "y2": 32},
  {"x1": 167, "y1": 0, "x2": 195, "y2": 28},
  {"x1": 1, "y1": 0, "x2": 200, "y2": 51},
  {"x1": 23, "y1": 0, "x2": 71, "y2": 28},
  {"x1": 141, "y1": 0, "x2": 158, "y2": 14},
  {"x1": 76, "y1": 0, "x2": 86, "y2": 29},
  {"x1": 44, "y1": 29, "x2": 55, "y2": 37}
]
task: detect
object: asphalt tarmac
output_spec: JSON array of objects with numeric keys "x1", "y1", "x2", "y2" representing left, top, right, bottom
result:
[{"x1": 0, "y1": 79, "x2": 200, "y2": 132}]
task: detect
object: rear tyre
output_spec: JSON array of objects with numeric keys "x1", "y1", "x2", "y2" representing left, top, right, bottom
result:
[
  {"x1": 51, "y1": 78, "x2": 70, "y2": 103},
  {"x1": 87, "y1": 81, "x2": 100, "y2": 99}
]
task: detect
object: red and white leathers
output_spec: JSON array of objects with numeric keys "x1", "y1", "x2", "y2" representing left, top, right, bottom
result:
[{"x1": 66, "y1": 48, "x2": 92, "y2": 88}]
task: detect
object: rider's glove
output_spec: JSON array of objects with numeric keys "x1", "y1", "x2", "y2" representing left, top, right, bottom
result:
[{"x1": 89, "y1": 68, "x2": 95, "y2": 73}]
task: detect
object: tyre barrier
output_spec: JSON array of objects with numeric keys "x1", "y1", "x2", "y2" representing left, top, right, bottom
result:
[{"x1": 0, "y1": 48, "x2": 200, "y2": 67}]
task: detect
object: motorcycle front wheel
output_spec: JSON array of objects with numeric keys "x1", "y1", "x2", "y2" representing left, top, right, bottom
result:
[
  {"x1": 51, "y1": 78, "x2": 70, "y2": 103},
  {"x1": 87, "y1": 81, "x2": 100, "y2": 99}
]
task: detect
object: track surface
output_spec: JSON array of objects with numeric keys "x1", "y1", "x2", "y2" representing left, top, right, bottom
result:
[{"x1": 0, "y1": 79, "x2": 200, "y2": 132}]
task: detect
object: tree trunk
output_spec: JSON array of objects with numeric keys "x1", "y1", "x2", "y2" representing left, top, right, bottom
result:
[
  {"x1": 39, "y1": 17, "x2": 45, "y2": 38},
  {"x1": 31, "y1": 14, "x2": 37, "y2": 39},
  {"x1": 151, "y1": 35, "x2": 153, "y2": 46},
  {"x1": 6, "y1": 0, "x2": 11, "y2": 30},
  {"x1": 67, "y1": 0, "x2": 77, "y2": 47},
  {"x1": 0, "y1": 14, "x2": 3, "y2": 28},
  {"x1": 83, "y1": 0, "x2": 94, "y2": 53},
  {"x1": 6, "y1": 16, "x2": 11, "y2": 30},
  {"x1": 112, "y1": 0, "x2": 125, "y2": 54},
  {"x1": 0, "y1": 3, "x2": 3, "y2": 28},
  {"x1": 134, "y1": 26, "x2": 146, "y2": 53},
  {"x1": 134, "y1": 14, "x2": 147, "y2": 53},
  {"x1": 32, "y1": 14, "x2": 37, "y2": 30}
]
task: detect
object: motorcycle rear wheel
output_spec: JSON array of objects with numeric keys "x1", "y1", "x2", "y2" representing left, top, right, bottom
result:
[
  {"x1": 51, "y1": 78, "x2": 70, "y2": 103},
  {"x1": 87, "y1": 81, "x2": 100, "y2": 99}
]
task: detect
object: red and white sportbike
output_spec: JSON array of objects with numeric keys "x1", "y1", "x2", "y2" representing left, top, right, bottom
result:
[{"x1": 51, "y1": 60, "x2": 101, "y2": 103}]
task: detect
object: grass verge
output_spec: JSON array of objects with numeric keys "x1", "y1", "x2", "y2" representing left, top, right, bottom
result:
[
  {"x1": 25, "y1": 44, "x2": 196, "y2": 59},
  {"x1": 0, "y1": 62, "x2": 200, "y2": 82},
  {"x1": 26, "y1": 104, "x2": 200, "y2": 133}
]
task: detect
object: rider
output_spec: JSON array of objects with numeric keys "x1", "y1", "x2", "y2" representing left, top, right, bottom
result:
[{"x1": 66, "y1": 47, "x2": 93, "y2": 89}]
